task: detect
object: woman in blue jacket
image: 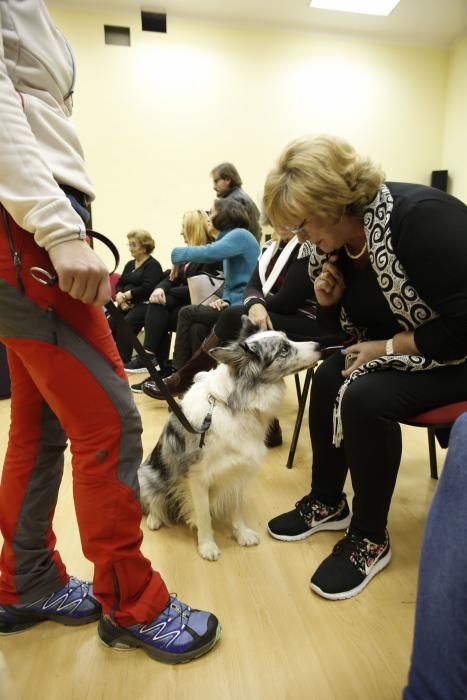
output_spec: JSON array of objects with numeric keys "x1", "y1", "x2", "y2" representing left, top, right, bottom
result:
[{"x1": 141, "y1": 197, "x2": 259, "y2": 398}]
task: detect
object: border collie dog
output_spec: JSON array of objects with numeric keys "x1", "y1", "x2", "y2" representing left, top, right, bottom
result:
[{"x1": 138, "y1": 318, "x2": 321, "y2": 561}]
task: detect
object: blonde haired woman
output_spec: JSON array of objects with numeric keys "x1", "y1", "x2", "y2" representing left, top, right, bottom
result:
[
  {"x1": 110, "y1": 229, "x2": 163, "y2": 362},
  {"x1": 265, "y1": 134, "x2": 467, "y2": 600},
  {"x1": 126, "y1": 211, "x2": 222, "y2": 380}
]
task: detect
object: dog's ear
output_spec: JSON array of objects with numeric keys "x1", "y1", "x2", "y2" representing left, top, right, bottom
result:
[
  {"x1": 209, "y1": 345, "x2": 244, "y2": 367},
  {"x1": 209, "y1": 340, "x2": 260, "y2": 368},
  {"x1": 238, "y1": 315, "x2": 259, "y2": 341}
]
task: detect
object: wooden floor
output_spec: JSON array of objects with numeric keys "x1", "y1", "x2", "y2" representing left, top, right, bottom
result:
[{"x1": 0, "y1": 375, "x2": 441, "y2": 700}]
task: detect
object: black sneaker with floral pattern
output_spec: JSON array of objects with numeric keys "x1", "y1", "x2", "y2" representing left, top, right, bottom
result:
[
  {"x1": 310, "y1": 530, "x2": 392, "y2": 600},
  {"x1": 267, "y1": 493, "x2": 351, "y2": 542}
]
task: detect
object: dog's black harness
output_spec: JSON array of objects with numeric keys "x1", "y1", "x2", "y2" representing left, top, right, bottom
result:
[{"x1": 1, "y1": 208, "x2": 212, "y2": 445}]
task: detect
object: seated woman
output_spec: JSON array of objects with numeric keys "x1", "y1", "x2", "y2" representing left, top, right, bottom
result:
[
  {"x1": 108, "y1": 229, "x2": 163, "y2": 362},
  {"x1": 137, "y1": 197, "x2": 259, "y2": 394},
  {"x1": 261, "y1": 134, "x2": 467, "y2": 600},
  {"x1": 125, "y1": 210, "x2": 221, "y2": 382}
]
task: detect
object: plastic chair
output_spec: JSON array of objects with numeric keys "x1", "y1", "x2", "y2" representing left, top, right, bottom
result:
[
  {"x1": 109, "y1": 272, "x2": 121, "y2": 300},
  {"x1": 400, "y1": 402, "x2": 467, "y2": 479}
]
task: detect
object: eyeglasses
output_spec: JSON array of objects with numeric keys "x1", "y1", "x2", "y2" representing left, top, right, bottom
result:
[
  {"x1": 285, "y1": 219, "x2": 308, "y2": 235},
  {"x1": 128, "y1": 242, "x2": 140, "y2": 249}
]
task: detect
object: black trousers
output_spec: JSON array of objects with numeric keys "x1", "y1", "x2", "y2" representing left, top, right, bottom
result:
[
  {"x1": 143, "y1": 302, "x2": 181, "y2": 366},
  {"x1": 108, "y1": 303, "x2": 147, "y2": 362},
  {"x1": 309, "y1": 351, "x2": 467, "y2": 542}
]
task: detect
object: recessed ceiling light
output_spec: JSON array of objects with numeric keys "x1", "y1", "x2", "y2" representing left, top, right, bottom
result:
[{"x1": 310, "y1": 0, "x2": 400, "y2": 16}]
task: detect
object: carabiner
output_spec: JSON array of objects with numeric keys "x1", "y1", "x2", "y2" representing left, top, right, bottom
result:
[{"x1": 29, "y1": 267, "x2": 58, "y2": 286}]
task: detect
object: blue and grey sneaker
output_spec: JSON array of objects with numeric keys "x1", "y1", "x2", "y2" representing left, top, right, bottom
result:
[
  {"x1": 0, "y1": 576, "x2": 101, "y2": 634},
  {"x1": 98, "y1": 594, "x2": 221, "y2": 664}
]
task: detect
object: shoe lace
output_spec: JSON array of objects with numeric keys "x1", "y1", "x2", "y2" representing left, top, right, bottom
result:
[
  {"x1": 333, "y1": 532, "x2": 386, "y2": 575},
  {"x1": 67, "y1": 576, "x2": 92, "y2": 600},
  {"x1": 295, "y1": 493, "x2": 341, "y2": 526},
  {"x1": 165, "y1": 594, "x2": 192, "y2": 629}
]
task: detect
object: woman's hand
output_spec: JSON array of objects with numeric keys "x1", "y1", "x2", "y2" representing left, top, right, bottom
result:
[
  {"x1": 314, "y1": 255, "x2": 345, "y2": 307},
  {"x1": 115, "y1": 291, "x2": 126, "y2": 306},
  {"x1": 209, "y1": 298, "x2": 229, "y2": 311},
  {"x1": 149, "y1": 288, "x2": 166, "y2": 305},
  {"x1": 248, "y1": 303, "x2": 273, "y2": 331},
  {"x1": 169, "y1": 265, "x2": 180, "y2": 282},
  {"x1": 341, "y1": 340, "x2": 387, "y2": 378}
]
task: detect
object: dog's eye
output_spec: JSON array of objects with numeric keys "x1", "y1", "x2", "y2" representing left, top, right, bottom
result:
[{"x1": 279, "y1": 345, "x2": 290, "y2": 357}]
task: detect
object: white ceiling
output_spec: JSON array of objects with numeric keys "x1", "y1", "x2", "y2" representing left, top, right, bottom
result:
[{"x1": 56, "y1": 0, "x2": 467, "y2": 48}]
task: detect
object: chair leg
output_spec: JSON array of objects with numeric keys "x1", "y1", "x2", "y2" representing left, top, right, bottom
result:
[
  {"x1": 286, "y1": 367, "x2": 314, "y2": 469},
  {"x1": 427, "y1": 426, "x2": 438, "y2": 480},
  {"x1": 294, "y1": 373, "x2": 302, "y2": 402}
]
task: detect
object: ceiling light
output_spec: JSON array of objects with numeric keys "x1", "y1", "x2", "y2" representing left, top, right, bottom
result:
[{"x1": 310, "y1": 0, "x2": 400, "y2": 16}]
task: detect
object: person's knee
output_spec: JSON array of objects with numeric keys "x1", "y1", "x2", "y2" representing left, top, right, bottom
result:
[
  {"x1": 215, "y1": 305, "x2": 244, "y2": 341},
  {"x1": 341, "y1": 379, "x2": 383, "y2": 424}
]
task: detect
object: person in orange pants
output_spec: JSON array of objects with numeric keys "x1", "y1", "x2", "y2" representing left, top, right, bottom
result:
[{"x1": 0, "y1": 0, "x2": 219, "y2": 663}]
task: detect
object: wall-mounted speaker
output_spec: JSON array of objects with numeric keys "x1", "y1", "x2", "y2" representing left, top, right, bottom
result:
[{"x1": 430, "y1": 170, "x2": 448, "y2": 192}]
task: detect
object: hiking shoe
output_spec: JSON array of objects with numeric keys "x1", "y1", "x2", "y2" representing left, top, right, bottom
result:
[
  {"x1": 267, "y1": 493, "x2": 351, "y2": 542},
  {"x1": 310, "y1": 530, "x2": 392, "y2": 600},
  {"x1": 0, "y1": 576, "x2": 101, "y2": 634},
  {"x1": 97, "y1": 594, "x2": 221, "y2": 664},
  {"x1": 264, "y1": 418, "x2": 283, "y2": 448},
  {"x1": 124, "y1": 356, "x2": 159, "y2": 374}
]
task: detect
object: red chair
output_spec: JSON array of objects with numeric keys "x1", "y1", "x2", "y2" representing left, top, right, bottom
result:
[
  {"x1": 400, "y1": 402, "x2": 467, "y2": 480},
  {"x1": 109, "y1": 272, "x2": 121, "y2": 300}
]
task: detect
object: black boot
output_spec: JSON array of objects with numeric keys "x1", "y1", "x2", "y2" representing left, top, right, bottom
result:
[
  {"x1": 264, "y1": 418, "x2": 283, "y2": 448},
  {"x1": 143, "y1": 332, "x2": 220, "y2": 400}
]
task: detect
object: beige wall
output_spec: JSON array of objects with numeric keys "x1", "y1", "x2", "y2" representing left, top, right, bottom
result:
[
  {"x1": 48, "y1": 5, "x2": 449, "y2": 270},
  {"x1": 443, "y1": 35, "x2": 467, "y2": 201}
]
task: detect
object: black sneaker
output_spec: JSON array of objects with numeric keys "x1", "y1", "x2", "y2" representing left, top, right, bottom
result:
[
  {"x1": 267, "y1": 493, "x2": 351, "y2": 542},
  {"x1": 310, "y1": 530, "x2": 391, "y2": 600},
  {"x1": 124, "y1": 356, "x2": 158, "y2": 374},
  {"x1": 131, "y1": 380, "x2": 146, "y2": 394}
]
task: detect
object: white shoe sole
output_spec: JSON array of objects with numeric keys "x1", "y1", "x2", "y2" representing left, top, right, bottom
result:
[
  {"x1": 310, "y1": 548, "x2": 392, "y2": 600},
  {"x1": 267, "y1": 512, "x2": 352, "y2": 542}
]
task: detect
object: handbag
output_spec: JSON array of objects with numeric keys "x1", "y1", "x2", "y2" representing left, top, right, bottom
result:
[{"x1": 187, "y1": 273, "x2": 224, "y2": 305}]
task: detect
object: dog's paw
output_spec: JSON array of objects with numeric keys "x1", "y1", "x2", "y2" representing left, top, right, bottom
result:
[
  {"x1": 198, "y1": 541, "x2": 221, "y2": 561},
  {"x1": 146, "y1": 513, "x2": 162, "y2": 530},
  {"x1": 235, "y1": 528, "x2": 260, "y2": 547}
]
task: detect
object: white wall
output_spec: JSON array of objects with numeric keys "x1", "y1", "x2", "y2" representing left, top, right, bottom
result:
[
  {"x1": 47, "y1": 5, "x2": 449, "y2": 270},
  {"x1": 443, "y1": 35, "x2": 467, "y2": 201}
]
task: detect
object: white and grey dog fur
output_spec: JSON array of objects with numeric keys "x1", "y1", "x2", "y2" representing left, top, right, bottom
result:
[{"x1": 138, "y1": 317, "x2": 321, "y2": 561}]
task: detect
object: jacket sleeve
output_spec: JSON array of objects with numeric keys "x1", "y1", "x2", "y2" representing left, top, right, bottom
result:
[
  {"x1": 130, "y1": 258, "x2": 164, "y2": 303},
  {"x1": 116, "y1": 261, "x2": 136, "y2": 293},
  {"x1": 394, "y1": 199, "x2": 467, "y2": 361},
  {"x1": 243, "y1": 263, "x2": 265, "y2": 308},
  {"x1": 0, "y1": 16, "x2": 87, "y2": 251},
  {"x1": 171, "y1": 230, "x2": 252, "y2": 264}
]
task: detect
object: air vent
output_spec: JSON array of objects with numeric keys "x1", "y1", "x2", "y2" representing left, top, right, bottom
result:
[
  {"x1": 141, "y1": 11, "x2": 167, "y2": 33},
  {"x1": 104, "y1": 25, "x2": 131, "y2": 46}
]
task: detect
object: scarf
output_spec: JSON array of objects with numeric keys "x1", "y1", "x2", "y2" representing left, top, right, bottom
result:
[{"x1": 258, "y1": 236, "x2": 299, "y2": 297}]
